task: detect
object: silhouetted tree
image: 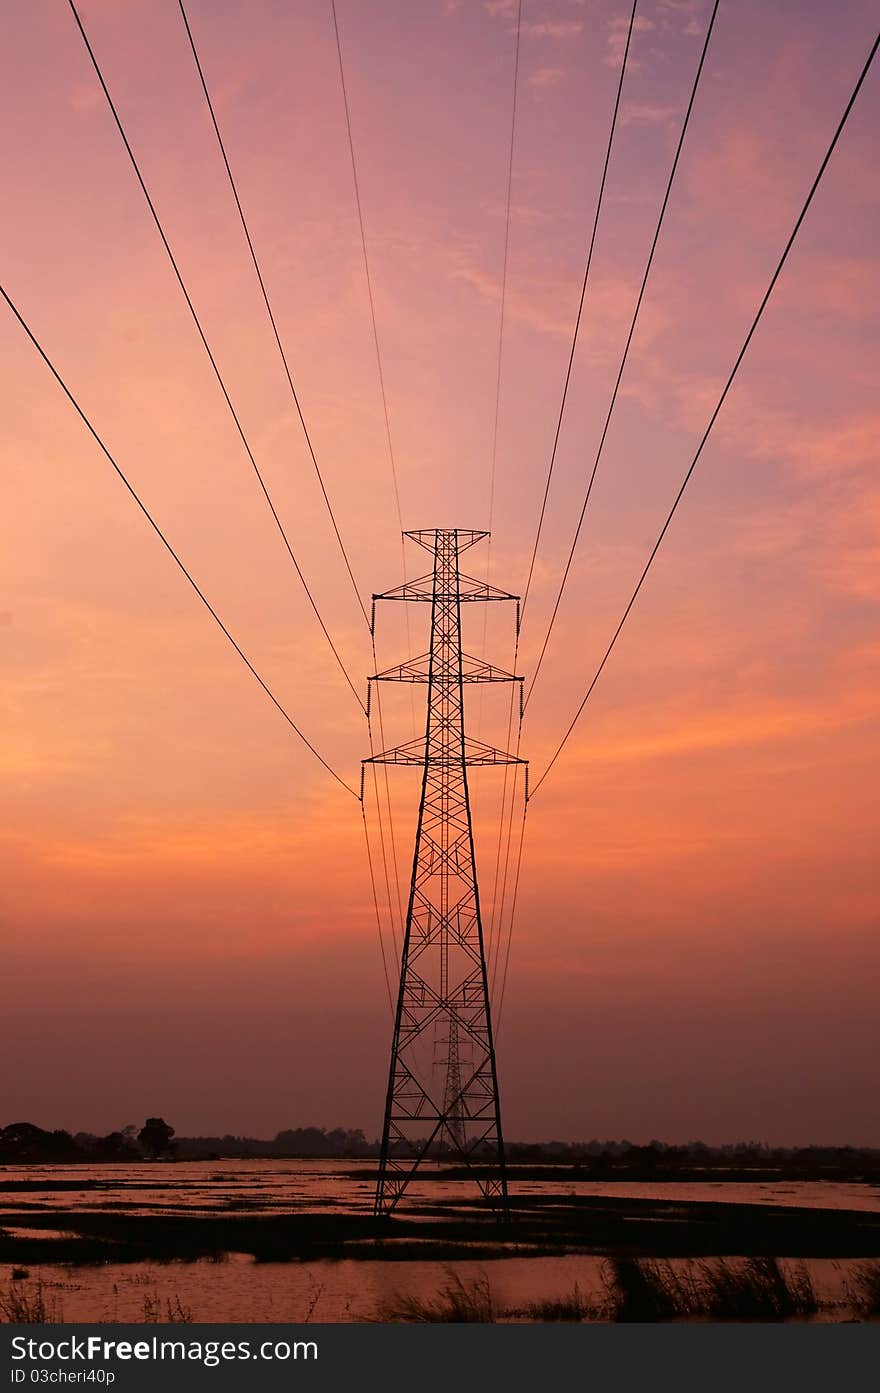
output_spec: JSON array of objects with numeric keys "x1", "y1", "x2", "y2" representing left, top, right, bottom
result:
[
  {"x1": 0, "y1": 1123, "x2": 84, "y2": 1163},
  {"x1": 95, "y1": 1130, "x2": 140, "y2": 1161},
  {"x1": 138, "y1": 1117, "x2": 175, "y2": 1159}
]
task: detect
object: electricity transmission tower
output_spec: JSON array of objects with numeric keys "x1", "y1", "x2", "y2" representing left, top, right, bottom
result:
[{"x1": 365, "y1": 528, "x2": 526, "y2": 1215}]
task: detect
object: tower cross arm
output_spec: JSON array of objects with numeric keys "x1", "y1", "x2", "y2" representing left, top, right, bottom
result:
[
  {"x1": 455, "y1": 572, "x2": 519, "y2": 604},
  {"x1": 371, "y1": 652, "x2": 524, "y2": 685},
  {"x1": 373, "y1": 574, "x2": 436, "y2": 604},
  {"x1": 404, "y1": 528, "x2": 488, "y2": 553},
  {"x1": 373, "y1": 575, "x2": 519, "y2": 605},
  {"x1": 462, "y1": 738, "x2": 527, "y2": 766},
  {"x1": 365, "y1": 738, "x2": 526, "y2": 767}
]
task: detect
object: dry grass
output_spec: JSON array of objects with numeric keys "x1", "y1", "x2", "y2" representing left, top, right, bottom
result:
[
  {"x1": 600, "y1": 1256, "x2": 817, "y2": 1322},
  {"x1": 697, "y1": 1257, "x2": 818, "y2": 1321},
  {"x1": 846, "y1": 1261, "x2": 880, "y2": 1318},
  {"x1": 512, "y1": 1282, "x2": 601, "y2": 1321},
  {"x1": 600, "y1": 1258, "x2": 696, "y2": 1321},
  {"x1": 0, "y1": 1280, "x2": 64, "y2": 1323},
  {"x1": 377, "y1": 1256, "x2": 826, "y2": 1323},
  {"x1": 376, "y1": 1270, "x2": 496, "y2": 1322},
  {"x1": 141, "y1": 1291, "x2": 194, "y2": 1323}
]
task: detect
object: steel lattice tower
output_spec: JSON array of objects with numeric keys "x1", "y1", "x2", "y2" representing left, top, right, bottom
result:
[{"x1": 365, "y1": 528, "x2": 526, "y2": 1215}]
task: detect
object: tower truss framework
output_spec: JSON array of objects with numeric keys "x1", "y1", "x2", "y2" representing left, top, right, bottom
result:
[{"x1": 365, "y1": 528, "x2": 526, "y2": 1216}]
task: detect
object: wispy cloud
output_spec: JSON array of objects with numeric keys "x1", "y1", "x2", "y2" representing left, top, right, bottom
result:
[
  {"x1": 605, "y1": 13, "x2": 655, "y2": 68},
  {"x1": 574, "y1": 695, "x2": 878, "y2": 767},
  {"x1": 620, "y1": 102, "x2": 676, "y2": 127},
  {"x1": 528, "y1": 65, "x2": 565, "y2": 88},
  {"x1": 523, "y1": 20, "x2": 583, "y2": 40},
  {"x1": 448, "y1": 260, "x2": 573, "y2": 338},
  {"x1": 657, "y1": 0, "x2": 710, "y2": 30},
  {"x1": 449, "y1": 252, "x2": 673, "y2": 356}
]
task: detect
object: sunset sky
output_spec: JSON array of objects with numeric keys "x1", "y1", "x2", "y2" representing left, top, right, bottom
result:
[{"x1": 2, "y1": 0, "x2": 878, "y2": 1145}]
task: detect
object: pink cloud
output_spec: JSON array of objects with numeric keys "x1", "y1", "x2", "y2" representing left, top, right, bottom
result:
[
  {"x1": 620, "y1": 101, "x2": 676, "y2": 126},
  {"x1": 605, "y1": 13, "x2": 655, "y2": 68},
  {"x1": 528, "y1": 66, "x2": 565, "y2": 88},
  {"x1": 523, "y1": 21, "x2": 583, "y2": 40}
]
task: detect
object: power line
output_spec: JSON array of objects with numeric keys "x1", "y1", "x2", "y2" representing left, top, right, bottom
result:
[
  {"x1": 369, "y1": 633, "x2": 406, "y2": 951},
  {"x1": 330, "y1": 0, "x2": 403, "y2": 535},
  {"x1": 476, "y1": 0, "x2": 523, "y2": 740},
  {"x1": 524, "y1": 0, "x2": 719, "y2": 710},
  {"x1": 361, "y1": 802, "x2": 396, "y2": 1014},
  {"x1": 484, "y1": 0, "x2": 528, "y2": 941},
  {"x1": 67, "y1": 0, "x2": 366, "y2": 715},
  {"x1": 330, "y1": 1, "x2": 416, "y2": 734},
  {"x1": 487, "y1": 0, "x2": 523, "y2": 532},
  {"x1": 488, "y1": 657, "x2": 526, "y2": 1004},
  {"x1": 528, "y1": 25, "x2": 880, "y2": 801},
  {"x1": 486, "y1": 651, "x2": 523, "y2": 973},
  {"x1": 520, "y1": 0, "x2": 638, "y2": 619},
  {"x1": 365, "y1": 752, "x2": 402, "y2": 959},
  {"x1": 366, "y1": 670, "x2": 405, "y2": 960},
  {"x1": 177, "y1": 0, "x2": 371, "y2": 631},
  {"x1": 485, "y1": 703, "x2": 519, "y2": 971},
  {"x1": 489, "y1": 761, "x2": 522, "y2": 993},
  {"x1": 494, "y1": 796, "x2": 529, "y2": 1030},
  {"x1": 1, "y1": 283, "x2": 360, "y2": 799}
]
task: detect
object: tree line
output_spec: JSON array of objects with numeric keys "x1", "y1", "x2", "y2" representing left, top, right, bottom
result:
[{"x1": 1, "y1": 1121, "x2": 877, "y2": 1174}]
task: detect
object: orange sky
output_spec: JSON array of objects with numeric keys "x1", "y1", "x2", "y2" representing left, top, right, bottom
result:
[{"x1": 2, "y1": 0, "x2": 878, "y2": 1144}]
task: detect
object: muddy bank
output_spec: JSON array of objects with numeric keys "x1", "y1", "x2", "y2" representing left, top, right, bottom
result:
[{"x1": 2, "y1": 1192, "x2": 879, "y2": 1266}]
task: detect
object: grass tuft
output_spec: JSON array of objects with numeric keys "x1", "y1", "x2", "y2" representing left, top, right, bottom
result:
[
  {"x1": 141, "y1": 1291, "x2": 194, "y2": 1323},
  {"x1": 0, "y1": 1280, "x2": 63, "y2": 1323},
  {"x1": 846, "y1": 1261, "x2": 880, "y2": 1318},
  {"x1": 513, "y1": 1282, "x2": 600, "y2": 1321},
  {"x1": 376, "y1": 1270, "x2": 495, "y2": 1322},
  {"x1": 599, "y1": 1256, "x2": 817, "y2": 1322},
  {"x1": 698, "y1": 1257, "x2": 817, "y2": 1321},
  {"x1": 602, "y1": 1258, "x2": 699, "y2": 1321},
  {"x1": 376, "y1": 1256, "x2": 827, "y2": 1323}
]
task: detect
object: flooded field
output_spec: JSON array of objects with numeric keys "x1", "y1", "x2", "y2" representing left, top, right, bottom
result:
[
  {"x1": 3, "y1": 1251, "x2": 871, "y2": 1324},
  {"x1": 3, "y1": 1158, "x2": 879, "y2": 1216},
  {"x1": 2, "y1": 1161, "x2": 878, "y2": 1322}
]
